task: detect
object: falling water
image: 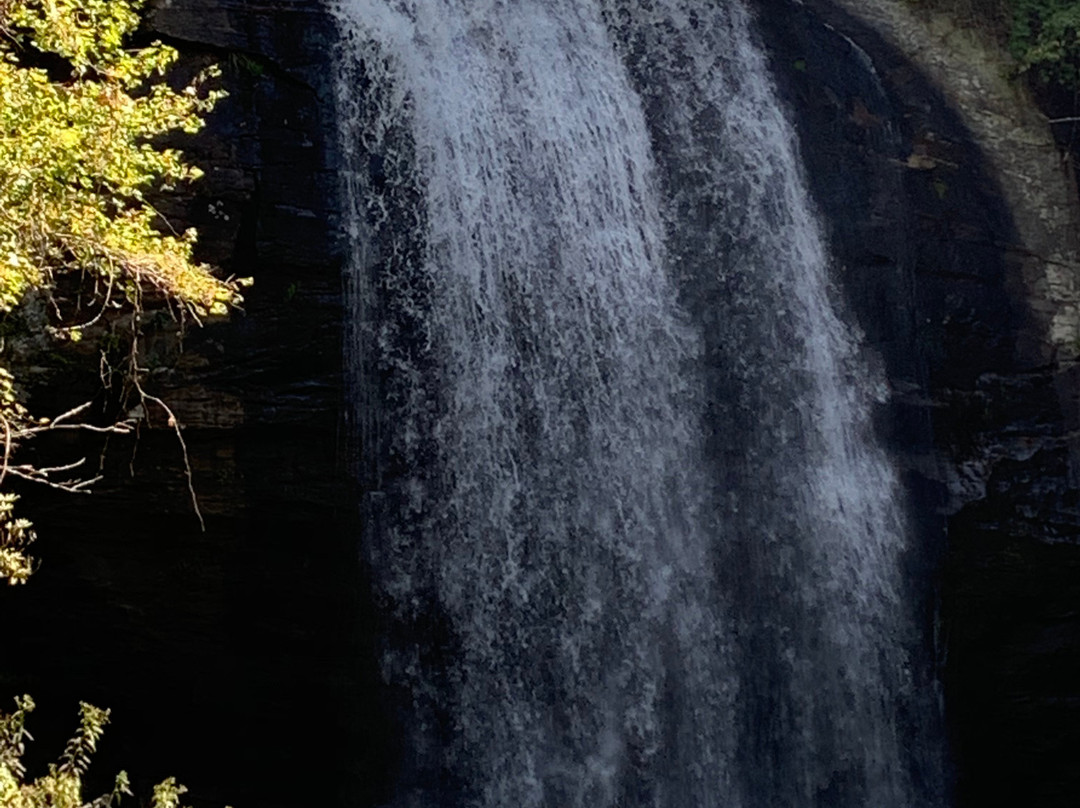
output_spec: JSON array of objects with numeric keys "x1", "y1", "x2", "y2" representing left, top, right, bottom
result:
[{"x1": 333, "y1": 1, "x2": 944, "y2": 806}]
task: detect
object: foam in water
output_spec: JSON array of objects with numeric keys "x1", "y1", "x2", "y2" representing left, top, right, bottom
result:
[{"x1": 333, "y1": 1, "x2": 944, "y2": 806}]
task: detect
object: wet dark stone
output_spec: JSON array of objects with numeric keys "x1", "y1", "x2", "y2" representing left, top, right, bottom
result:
[{"x1": 758, "y1": 2, "x2": 1080, "y2": 806}]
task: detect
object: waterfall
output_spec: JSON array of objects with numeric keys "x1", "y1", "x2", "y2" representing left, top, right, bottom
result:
[{"x1": 333, "y1": 1, "x2": 945, "y2": 806}]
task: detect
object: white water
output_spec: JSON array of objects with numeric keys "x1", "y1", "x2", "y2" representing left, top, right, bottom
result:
[{"x1": 333, "y1": 1, "x2": 943, "y2": 806}]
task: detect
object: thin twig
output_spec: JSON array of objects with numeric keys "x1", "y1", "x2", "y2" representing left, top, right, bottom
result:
[
  {"x1": 29, "y1": 422, "x2": 133, "y2": 435},
  {"x1": 43, "y1": 402, "x2": 93, "y2": 427},
  {"x1": 18, "y1": 458, "x2": 90, "y2": 475},
  {"x1": 3, "y1": 472, "x2": 100, "y2": 493},
  {"x1": 54, "y1": 264, "x2": 117, "y2": 334},
  {"x1": 125, "y1": 306, "x2": 205, "y2": 531},
  {"x1": 13, "y1": 421, "x2": 135, "y2": 438},
  {"x1": 0, "y1": 399, "x2": 134, "y2": 497},
  {"x1": 0, "y1": 412, "x2": 10, "y2": 487},
  {"x1": 137, "y1": 390, "x2": 204, "y2": 531},
  {"x1": 6, "y1": 402, "x2": 135, "y2": 439},
  {"x1": 4, "y1": 458, "x2": 101, "y2": 494}
]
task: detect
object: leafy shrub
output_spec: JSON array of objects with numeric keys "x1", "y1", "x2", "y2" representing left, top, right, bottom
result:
[
  {"x1": 0, "y1": 0, "x2": 248, "y2": 557},
  {"x1": 0, "y1": 0, "x2": 239, "y2": 316},
  {"x1": 1008, "y1": 0, "x2": 1080, "y2": 86},
  {"x1": 0, "y1": 696, "x2": 205, "y2": 808},
  {"x1": 0, "y1": 494, "x2": 34, "y2": 585}
]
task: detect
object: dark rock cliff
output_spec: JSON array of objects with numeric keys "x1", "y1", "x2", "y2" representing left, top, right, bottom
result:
[
  {"x1": 2, "y1": 1, "x2": 1077, "y2": 806},
  {"x1": 1, "y1": 2, "x2": 394, "y2": 806}
]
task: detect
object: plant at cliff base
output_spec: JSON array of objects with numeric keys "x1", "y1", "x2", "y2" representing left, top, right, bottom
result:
[
  {"x1": 1008, "y1": 0, "x2": 1080, "y2": 87},
  {"x1": 0, "y1": 695, "x2": 217, "y2": 808},
  {"x1": 0, "y1": 0, "x2": 249, "y2": 580}
]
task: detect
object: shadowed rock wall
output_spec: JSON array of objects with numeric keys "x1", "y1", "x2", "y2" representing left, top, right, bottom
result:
[{"x1": 758, "y1": 2, "x2": 1080, "y2": 805}]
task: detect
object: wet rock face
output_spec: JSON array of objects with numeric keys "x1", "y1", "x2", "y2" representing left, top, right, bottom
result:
[
  {"x1": 146, "y1": 0, "x2": 343, "y2": 270},
  {"x1": 758, "y1": 1, "x2": 1080, "y2": 805}
]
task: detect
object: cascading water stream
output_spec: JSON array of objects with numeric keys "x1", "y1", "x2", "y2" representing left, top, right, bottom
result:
[{"x1": 333, "y1": 1, "x2": 945, "y2": 806}]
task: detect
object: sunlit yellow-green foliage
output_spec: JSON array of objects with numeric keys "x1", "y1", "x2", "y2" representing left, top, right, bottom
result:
[
  {"x1": 0, "y1": 696, "x2": 204, "y2": 808},
  {"x1": 0, "y1": 493, "x2": 35, "y2": 585},
  {"x1": 0, "y1": 0, "x2": 243, "y2": 572},
  {"x1": 0, "y1": 0, "x2": 239, "y2": 316},
  {"x1": 0, "y1": 362, "x2": 33, "y2": 586},
  {"x1": 1, "y1": 696, "x2": 121, "y2": 808}
]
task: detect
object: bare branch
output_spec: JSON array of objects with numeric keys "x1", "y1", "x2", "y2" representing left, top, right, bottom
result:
[
  {"x1": 124, "y1": 312, "x2": 205, "y2": 531},
  {"x1": 16, "y1": 458, "x2": 89, "y2": 475},
  {"x1": 52, "y1": 261, "x2": 117, "y2": 334},
  {"x1": 4, "y1": 458, "x2": 102, "y2": 494},
  {"x1": 6, "y1": 402, "x2": 136, "y2": 440},
  {"x1": 48, "y1": 402, "x2": 94, "y2": 427},
  {"x1": 137, "y1": 391, "x2": 204, "y2": 531},
  {"x1": 14, "y1": 421, "x2": 136, "y2": 438}
]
